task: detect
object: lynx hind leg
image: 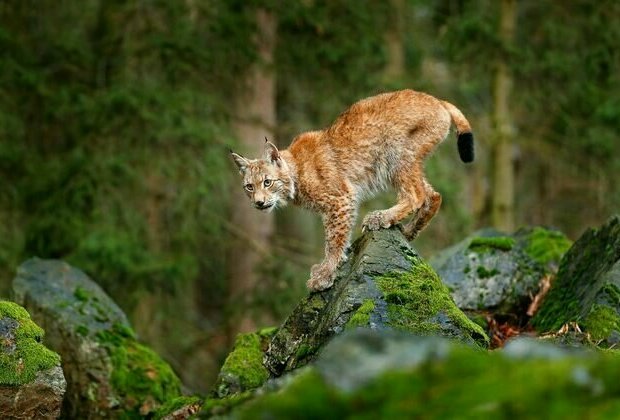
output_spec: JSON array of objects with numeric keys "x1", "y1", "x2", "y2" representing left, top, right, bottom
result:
[
  {"x1": 403, "y1": 180, "x2": 442, "y2": 241},
  {"x1": 361, "y1": 165, "x2": 426, "y2": 233}
]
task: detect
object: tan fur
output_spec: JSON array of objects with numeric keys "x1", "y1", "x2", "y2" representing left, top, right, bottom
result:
[{"x1": 231, "y1": 89, "x2": 473, "y2": 291}]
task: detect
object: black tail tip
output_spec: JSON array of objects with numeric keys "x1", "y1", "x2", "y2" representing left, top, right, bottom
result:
[{"x1": 457, "y1": 132, "x2": 474, "y2": 163}]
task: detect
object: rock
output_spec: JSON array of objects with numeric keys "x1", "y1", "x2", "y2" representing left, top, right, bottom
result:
[
  {"x1": 231, "y1": 329, "x2": 620, "y2": 419},
  {"x1": 0, "y1": 301, "x2": 65, "y2": 419},
  {"x1": 211, "y1": 327, "x2": 277, "y2": 398},
  {"x1": 431, "y1": 226, "x2": 571, "y2": 317},
  {"x1": 531, "y1": 215, "x2": 620, "y2": 346},
  {"x1": 263, "y1": 227, "x2": 488, "y2": 377},
  {"x1": 12, "y1": 258, "x2": 183, "y2": 419}
]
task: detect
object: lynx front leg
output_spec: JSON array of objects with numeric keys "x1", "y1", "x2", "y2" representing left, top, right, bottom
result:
[
  {"x1": 362, "y1": 166, "x2": 426, "y2": 232},
  {"x1": 307, "y1": 205, "x2": 356, "y2": 291}
]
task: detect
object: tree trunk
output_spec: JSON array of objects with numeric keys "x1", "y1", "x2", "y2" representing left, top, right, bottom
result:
[
  {"x1": 491, "y1": 0, "x2": 516, "y2": 232},
  {"x1": 228, "y1": 8, "x2": 277, "y2": 332},
  {"x1": 383, "y1": 0, "x2": 405, "y2": 82}
]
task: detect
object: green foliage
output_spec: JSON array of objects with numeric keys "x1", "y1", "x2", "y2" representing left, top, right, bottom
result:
[
  {"x1": 0, "y1": 301, "x2": 61, "y2": 385},
  {"x1": 0, "y1": 1, "x2": 233, "y2": 310},
  {"x1": 276, "y1": 1, "x2": 390, "y2": 128}
]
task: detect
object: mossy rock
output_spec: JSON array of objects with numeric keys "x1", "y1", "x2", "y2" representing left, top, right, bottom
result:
[
  {"x1": 531, "y1": 215, "x2": 620, "y2": 346},
  {"x1": 154, "y1": 395, "x2": 202, "y2": 420},
  {"x1": 211, "y1": 327, "x2": 277, "y2": 398},
  {"x1": 232, "y1": 330, "x2": 620, "y2": 419},
  {"x1": 263, "y1": 228, "x2": 487, "y2": 377},
  {"x1": 12, "y1": 258, "x2": 183, "y2": 418},
  {"x1": 0, "y1": 301, "x2": 66, "y2": 420},
  {"x1": 431, "y1": 226, "x2": 572, "y2": 318}
]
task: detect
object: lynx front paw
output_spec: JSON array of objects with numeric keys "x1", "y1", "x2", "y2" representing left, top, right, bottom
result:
[
  {"x1": 361, "y1": 210, "x2": 392, "y2": 232},
  {"x1": 307, "y1": 263, "x2": 335, "y2": 291}
]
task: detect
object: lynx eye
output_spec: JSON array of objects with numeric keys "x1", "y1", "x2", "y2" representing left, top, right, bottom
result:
[
  {"x1": 263, "y1": 179, "x2": 273, "y2": 187},
  {"x1": 244, "y1": 183, "x2": 254, "y2": 192}
]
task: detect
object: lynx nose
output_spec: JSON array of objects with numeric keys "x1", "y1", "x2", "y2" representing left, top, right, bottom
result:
[{"x1": 255, "y1": 200, "x2": 264, "y2": 207}]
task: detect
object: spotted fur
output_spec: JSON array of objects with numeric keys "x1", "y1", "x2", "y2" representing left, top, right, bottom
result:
[{"x1": 231, "y1": 89, "x2": 474, "y2": 291}]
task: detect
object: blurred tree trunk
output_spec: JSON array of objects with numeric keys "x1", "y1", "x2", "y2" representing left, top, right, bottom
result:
[
  {"x1": 491, "y1": 0, "x2": 516, "y2": 232},
  {"x1": 228, "y1": 8, "x2": 277, "y2": 332},
  {"x1": 383, "y1": 0, "x2": 405, "y2": 82}
]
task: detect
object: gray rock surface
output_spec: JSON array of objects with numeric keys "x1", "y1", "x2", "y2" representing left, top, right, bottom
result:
[
  {"x1": 431, "y1": 227, "x2": 570, "y2": 316},
  {"x1": 0, "y1": 367, "x2": 66, "y2": 420}
]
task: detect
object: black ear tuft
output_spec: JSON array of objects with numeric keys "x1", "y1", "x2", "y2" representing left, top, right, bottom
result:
[{"x1": 457, "y1": 132, "x2": 475, "y2": 163}]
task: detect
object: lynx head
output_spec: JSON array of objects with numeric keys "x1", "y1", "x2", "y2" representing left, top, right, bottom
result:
[{"x1": 230, "y1": 140, "x2": 295, "y2": 212}]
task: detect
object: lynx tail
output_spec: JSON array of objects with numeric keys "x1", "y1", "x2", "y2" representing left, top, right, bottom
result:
[{"x1": 441, "y1": 100, "x2": 474, "y2": 163}]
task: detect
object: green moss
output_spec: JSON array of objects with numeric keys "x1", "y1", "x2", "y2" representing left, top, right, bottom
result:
[
  {"x1": 467, "y1": 312, "x2": 489, "y2": 331},
  {"x1": 531, "y1": 218, "x2": 620, "y2": 333},
  {"x1": 154, "y1": 396, "x2": 202, "y2": 420},
  {"x1": 202, "y1": 390, "x2": 254, "y2": 417},
  {"x1": 74, "y1": 286, "x2": 91, "y2": 302},
  {"x1": 76, "y1": 325, "x2": 89, "y2": 336},
  {"x1": 600, "y1": 284, "x2": 620, "y2": 305},
  {"x1": 374, "y1": 260, "x2": 488, "y2": 344},
  {"x1": 524, "y1": 227, "x2": 572, "y2": 266},
  {"x1": 257, "y1": 326, "x2": 278, "y2": 338},
  {"x1": 468, "y1": 236, "x2": 515, "y2": 253},
  {"x1": 476, "y1": 266, "x2": 500, "y2": 279},
  {"x1": 295, "y1": 344, "x2": 315, "y2": 360},
  {"x1": 237, "y1": 368, "x2": 343, "y2": 419},
  {"x1": 220, "y1": 332, "x2": 270, "y2": 391},
  {"x1": 346, "y1": 299, "x2": 375, "y2": 329},
  {"x1": 96, "y1": 323, "x2": 182, "y2": 417},
  {"x1": 0, "y1": 301, "x2": 61, "y2": 385},
  {"x1": 234, "y1": 341, "x2": 620, "y2": 419},
  {"x1": 583, "y1": 305, "x2": 620, "y2": 342}
]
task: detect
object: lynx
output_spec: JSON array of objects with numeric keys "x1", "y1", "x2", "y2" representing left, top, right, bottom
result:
[{"x1": 231, "y1": 89, "x2": 474, "y2": 291}]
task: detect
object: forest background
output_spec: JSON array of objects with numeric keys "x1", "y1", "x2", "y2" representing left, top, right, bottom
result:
[{"x1": 0, "y1": 0, "x2": 618, "y2": 392}]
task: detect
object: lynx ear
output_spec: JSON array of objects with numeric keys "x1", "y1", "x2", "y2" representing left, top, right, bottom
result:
[
  {"x1": 264, "y1": 139, "x2": 282, "y2": 167},
  {"x1": 230, "y1": 151, "x2": 249, "y2": 174}
]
